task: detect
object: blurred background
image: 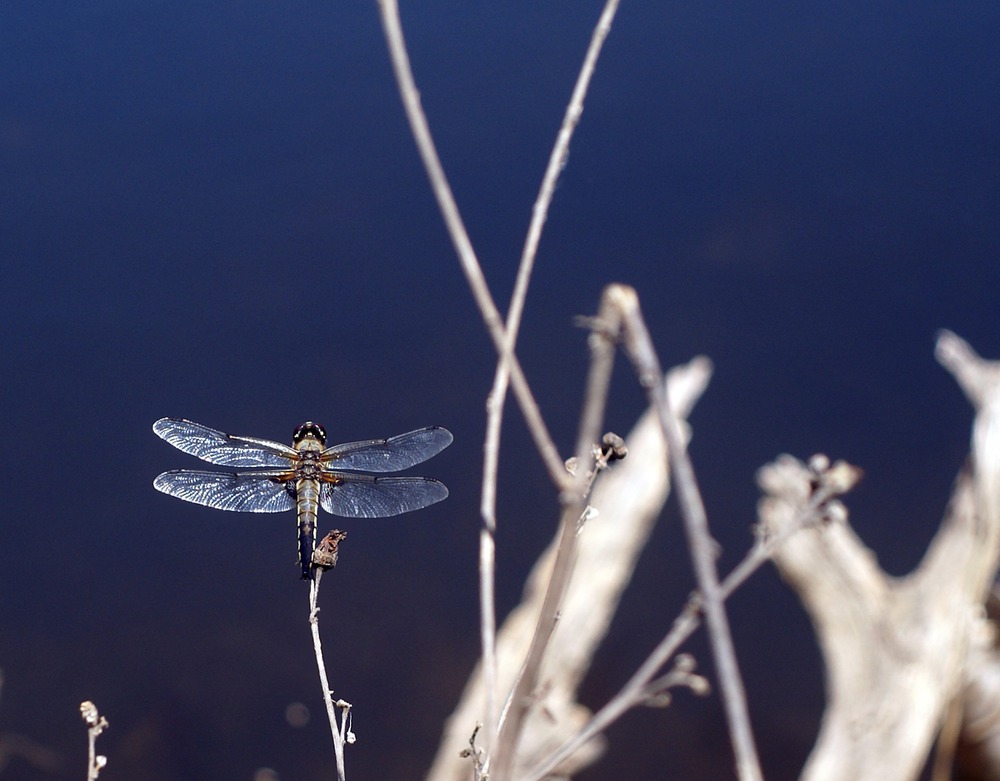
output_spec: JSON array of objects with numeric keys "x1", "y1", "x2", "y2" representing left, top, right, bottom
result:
[{"x1": 1, "y1": 1, "x2": 998, "y2": 779}]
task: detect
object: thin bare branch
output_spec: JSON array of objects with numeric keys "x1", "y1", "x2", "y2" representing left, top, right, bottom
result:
[
  {"x1": 376, "y1": 0, "x2": 567, "y2": 489},
  {"x1": 79, "y1": 701, "x2": 108, "y2": 781},
  {"x1": 602, "y1": 284, "x2": 763, "y2": 781},
  {"x1": 310, "y1": 572, "x2": 347, "y2": 781},
  {"x1": 490, "y1": 288, "x2": 626, "y2": 781},
  {"x1": 378, "y1": 0, "x2": 622, "y2": 752},
  {"x1": 479, "y1": 0, "x2": 621, "y2": 744}
]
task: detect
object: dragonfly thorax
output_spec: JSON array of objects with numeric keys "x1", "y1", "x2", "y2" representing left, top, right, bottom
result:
[{"x1": 295, "y1": 451, "x2": 323, "y2": 479}]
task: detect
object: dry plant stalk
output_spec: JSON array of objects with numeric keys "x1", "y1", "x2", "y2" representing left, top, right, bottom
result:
[
  {"x1": 477, "y1": 0, "x2": 621, "y2": 739},
  {"x1": 309, "y1": 530, "x2": 352, "y2": 781},
  {"x1": 603, "y1": 286, "x2": 763, "y2": 780},
  {"x1": 79, "y1": 701, "x2": 108, "y2": 781}
]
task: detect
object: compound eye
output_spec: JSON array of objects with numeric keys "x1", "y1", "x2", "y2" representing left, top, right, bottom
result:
[{"x1": 293, "y1": 422, "x2": 327, "y2": 445}]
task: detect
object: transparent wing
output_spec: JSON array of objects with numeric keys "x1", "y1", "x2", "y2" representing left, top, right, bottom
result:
[
  {"x1": 153, "y1": 469, "x2": 297, "y2": 512},
  {"x1": 319, "y1": 474, "x2": 449, "y2": 517},
  {"x1": 321, "y1": 427, "x2": 453, "y2": 472},
  {"x1": 153, "y1": 418, "x2": 297, "y2": 468}
]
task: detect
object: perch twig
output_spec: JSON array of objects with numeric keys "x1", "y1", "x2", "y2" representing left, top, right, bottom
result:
[
  {"x1": 79, "y1": 701, "x2": 108, "y2": 781},
  {"x1": 309, "y1": 532, "x2": 351, "y2": 781}
]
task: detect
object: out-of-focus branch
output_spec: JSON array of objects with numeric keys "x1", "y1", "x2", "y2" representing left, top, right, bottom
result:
[
  {"x1": 489, "y1": 285, "x2": 635, "y2": 781},
  {"x1": 425, "y1": 356, "x2": 713, "y2": 781},
  {"x1": 376, "y1": 0, "x2": 567, "y2": 490},
  {"x1": 757, "y1": 331, "x2": 1000, "y2": 781},
  {"x1": 480, "y1": 0, "x2": 621, "y2": 740},
  {"x1": 524, "y1": 454, "x2": 860, "y2": 781},
  {"x1": 951, "y1": 588, "x2": 1000, "y2": 778},
  {"x1": 606, "y1": 285, "x2": 763, "y2": 781}
]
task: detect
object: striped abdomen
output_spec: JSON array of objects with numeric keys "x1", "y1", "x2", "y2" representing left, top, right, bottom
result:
[{"x1": 295, "y1": 478, "x2": 320, "y2": 579}]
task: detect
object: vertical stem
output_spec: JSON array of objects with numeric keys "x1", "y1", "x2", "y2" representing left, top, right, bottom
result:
[
  {"x1": 479, "y1": 525, "x2": 498, "y2": 737},
  {"x1": 480, "y1": 0, "x2": 621, "y2": 745},
  {"x1": 612, "y1": 285, "x2": 763, "y2": 781},
  {"x1": 491, "y1": 294, "x2": 622, "y2": 781},
  {"x1": 491, "y1": 505, "x2": 579, "y2": 781},
  {"x1": 79, "y1": 701, "x2": 108, "y2": 781},
  {"x1": 310, "y1": 575, "x2": 347, "y2": 781}
]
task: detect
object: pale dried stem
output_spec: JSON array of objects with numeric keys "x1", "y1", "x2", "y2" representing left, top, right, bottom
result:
[
  {"x1": 79, "y1": 701, "x2": 108, "y2": 781},
  {"x1": 378, "y1": 0, "x2": 622, "y2": 748},
  {"x1": 489, "y1": 287, "x2": 624, "y2": 781},
  {"x1": 480, "y1": 0, "x2": 621, "y2": 740},
  {"x1": 377, "y1": 0, "x2": 569, "y2": 726},
  {"x1": 376, "y1": 0, "x2": 566, "y2": 490},
  {"x1": 309, "y1": 573, "x2": 347, "y2": 781},
  {"x1": 602, "y1": 284, "x2": 763, "y2": 781},
  {"x1": 478, "y1": 526, "x2": 498, "y2": 740}
]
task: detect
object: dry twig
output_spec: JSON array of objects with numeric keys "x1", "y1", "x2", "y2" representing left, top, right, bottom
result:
[
  {"x1": 479, "y1": 0, "x2": 622, "y2": 741},
  {"x1": 309, "y1": 531, "x2": 352, "y2": 781},
  {"x1": 591, "y1": 284, "x2": 763, "y2": 781},
  {"x1": 375, "y1": 3, "x2": 628, "y2": 774},
  {"x1": 79, "y1": 701, "x2": 108, "y2": 781},
  {"x1": 376, "y1": 0, "x2": 566, "y2": 490}
]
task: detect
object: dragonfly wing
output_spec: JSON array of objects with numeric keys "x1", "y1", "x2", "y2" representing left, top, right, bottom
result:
[
  {"x1": 319, "y1": 474, "x2": 449, "y2": 518},
  {"x1": 153, "y1": 418, "x2": 297, "y2": 467},
  {"x1": 154, "y1": 469, "x2": 296, "y2": 512},
  {"x1": 321, "y1": 427, "x2": 453, "y2": 472}
]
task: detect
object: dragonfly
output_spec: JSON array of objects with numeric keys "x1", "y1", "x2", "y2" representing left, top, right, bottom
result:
[{"x1": 152, "y1": 417, "x2": 452, "y2": 579}]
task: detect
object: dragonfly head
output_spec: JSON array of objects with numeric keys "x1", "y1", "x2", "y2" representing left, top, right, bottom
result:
[{"x1": 293, "y1": 421, "x2": 327, "y2": 446}]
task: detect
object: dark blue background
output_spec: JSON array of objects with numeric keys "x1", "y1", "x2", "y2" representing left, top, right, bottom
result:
[{"x1": 1, "y1": 1, "x2": 998, "y2": 779}]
